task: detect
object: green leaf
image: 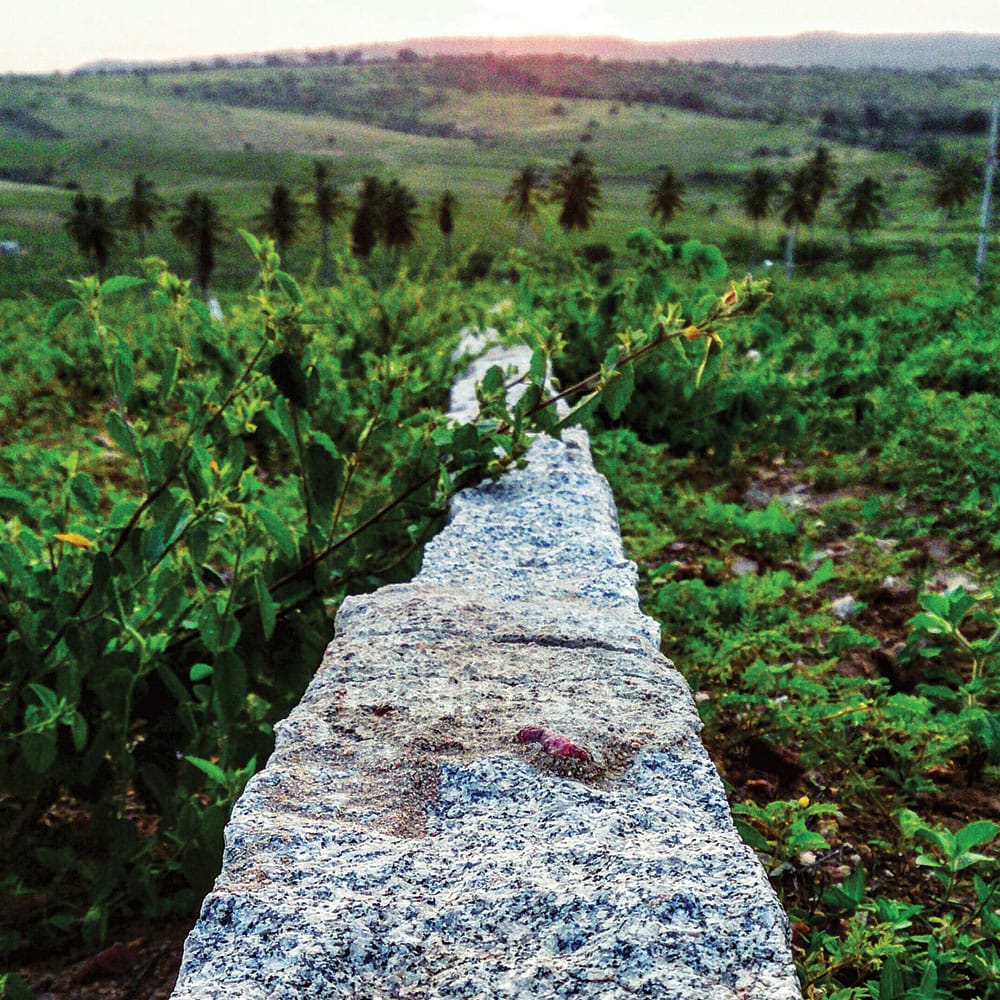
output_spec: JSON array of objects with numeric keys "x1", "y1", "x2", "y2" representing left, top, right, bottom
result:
[
  {"x1": 27, "y1": 682, "x2": 59, "y2": 713},
  {"x1": 955, "y1": 819, "x2": 1000, "y2": 854},
  {"x1": 44, "y1": 298, "x2": 79, "y2": 335},
  {"x1": 159, "y1": 345, "x2": 182, "y2": 403},
  {"x1": 100, "y1": 275, "x2": 146, "y2": 299},
  {"x1": 113, "y1": 338, "x2": 135, "y2": 405},
  {"x1": 190, "y1": 300, "x2": 211, "y2": 326},
  {"x1": 254, "y1": 573, "x2": 277, "y2": 641},
  {"x1": 919, "y1": 592, "x2": 952, "y2": 617},
  {"x1": 213, "y1": 651, "x2": 247, "y2": 727},
  {"x1": 69, "y1": 711, "x2": 89, "y2": 752},
  {"x1": 91, "y1": 550, "x2": 113, "y2": 604},
  {"x1": 256, "y1": 506, "x2": 297, "y2": 559},
  {"x1": 184, "y1": 755, "x2": 227, "y2": 787},
  {"x1": 198, "y1": 600, "x2": 241, "y2": 654},
  {"x1": 909, "y1": 612, "x2": 949, "y2": 635},
  {"x1": 479, "y1": 364, "x2": 506, "y2": 397},
  {"x1": 142, "y1": 523, "x2": 165, "y2": 564},
  {"x1": 804, "y1": 558, "x2": 835, "y2": 592},
  {"x1": 552, "y1": 391, "x2": 601, "y2": 433},
  {"x1": 734, "y1": 818, "x2": 771, "y2": 853},
  {"x1": 968, "y1": 711, "x2": 1000, "y2": 763},
  {"x1": 305, "y1": 440, "x2": 344, "y2": 521},
  {"x1": 0, "y1": 485, "x2": 31, "y2": 517},
  {"x1": 879, "y1": 954, "x2": 904, "y2": 1000},
  {"x1": 106, "y1": 410, "x2": 140, "y2": 458},
  {"x1": 529, "y1": 346, "x2": 548, "y2": 384},
  {"x1": 264, "y1": 398, "x2": 296, "y2": 448},
  {"x1": 841, "y1": 864, "x2": 866, "y2": 904},
  {"x1": 916, "y1": 962, "x2": 938, "y2": 996},
  {"x1": 0, "y1": 541, "x2": 34, "y2": 591},
  {"x1": 268, "y1": 352, "x2": 309, "y2": 407},
  {"x1": 189, "y1": 662, "x2": 213, "y2": 682},
  {"x1": 602, "y1": 362, "x2": 635, "y2": 420},
  {"x1": 155, "y1": 663, "x2": 190, "y2": 705},
  {"x1": 70, "y1": 472, "x2": 101, "y2": 515},
  {"x1": 21, "y1": 728, "x2": 57, "y2": 774},
  {"x1": 275, "y1": 270, "x2": 304, "y2": 306},
  {"x1": 238, "y1": 229, "x2": 262, "y2": 257}
]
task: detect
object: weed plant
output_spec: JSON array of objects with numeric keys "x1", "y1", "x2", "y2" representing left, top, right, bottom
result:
[
  {"x1": 0, "y1": 237, "x2": 764, "y2": 992},
  {"x1": 573, "y1": 257, "x2": 1000, "y2": 997}
]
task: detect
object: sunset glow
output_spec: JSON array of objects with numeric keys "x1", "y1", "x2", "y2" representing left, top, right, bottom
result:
[{"x1": 1, "y1": 0, "x2": 997, "y2": 74}]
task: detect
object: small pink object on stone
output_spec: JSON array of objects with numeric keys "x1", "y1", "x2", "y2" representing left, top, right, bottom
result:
[{"x1": 516, "y1": 726, "x2": 591, "y2": 762}]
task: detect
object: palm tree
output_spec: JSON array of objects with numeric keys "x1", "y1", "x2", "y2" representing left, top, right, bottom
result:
[
  {"x1": 931, "y1": 156, "x2": 977, "y2": 231},
  {"x1": 64, "y1": 192, "x2": 116, "y2": 276},
  {"x1": 780, "y1": 166, "x2": 818, "y2": 278},
  {"x1": 259, "y1": 183, "x2": 300, "y2": 261},
  {"x1": 806, "y1": 145, "x2": 839, "y2": 215},
  {"x1": 381, "y1": 178, "x2": 419, "y2": 261},
  {"x1": 350, "y1": 176, "x2": 385, "y2": 260},
  {"x1": 313, "y1": 161, "x2": 344, "y2": 283},
  {"x1": 120, "y1": 174, "x2": 163, "y2": 257},
  {"x1": 503, "y1": 164, "x2": 544, "y2": 241},
  {"x1": 437, "y1": 190, "x2": 457, "y2": 264},
  {"x1": 550, "y1": 148, "x2": 603, "y2": 233},
  {"x1": 838, "y1": 176, "x2": 887, "y2": 245},
  {"x1": 646, "y1": 166, "x2": 686, "y2": 226},
  {"x1": 172, "y1": 191, "x2": 222, "y2": 293},
  {"x1": 740, "y1": 167, "x2": 779, "y2": 260}
]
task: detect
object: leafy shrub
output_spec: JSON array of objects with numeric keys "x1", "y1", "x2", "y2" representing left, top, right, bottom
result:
[{"x1": 458, "y1": 250, "x2": 494, "y2": 283}]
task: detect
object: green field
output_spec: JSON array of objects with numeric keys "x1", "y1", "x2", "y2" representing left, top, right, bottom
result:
[{"x1": 0, "y1": 58, "x2": 994, "y2": 299}]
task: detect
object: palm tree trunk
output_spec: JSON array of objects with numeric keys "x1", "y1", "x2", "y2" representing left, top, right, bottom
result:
[
  {"x1": 975, "y1": 100, "x2": 999, "y2": 288},
  {"x1": 784, "y1": 226, "x2": 797, "y2": 278},
  {"x1": 319, "y1": 222, "x2": 332, "y2": 284}
]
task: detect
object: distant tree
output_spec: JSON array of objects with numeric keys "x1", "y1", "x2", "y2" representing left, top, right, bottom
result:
[
  {"x1": 64, "y1": 192, "x2": 116, "y2": 276},
  {"x1": 740, "y1": 165, "x2": 778, "y2": 231},
  {"x1": 780, "y1": 166, "x2": 819, "y2": 277},
  {"x1": 381, "y1": 178, "x2": 419, "y2": 260},
  {"x1": 740, "y1": 166, "x2": 780, "y2": 262},
  {"x1": 801, "y1": 145, "x2": 839, "y2": 261},
  {"x1": 313, "y1": 161, "x2": 345, "y2": 283},
  {"x1": 437, "y1": 189, "x2": 457, "y2": 264},
  {"x1": 503, "y1": 164, "x2": 544, "y2": 241},
  {"x1": 172, "y1": 191, "x2": 222, "y2": 293},
  {"x1": 350, "y1": 176, "x2": 385, "y2": 260},
  {"x1": 806, "y1": 145, "x2": 839, "y2": 214},
  {"x1": 120, "y1": 174, "x2": 163, "y2": 257},
  {"x1": 259, "y1": 183, "x2": 300, "y2": 260},
  {"x1": 646, "y1": 165, "x2": 686, "y2": 226},
  {"x1": 931, "y1": 155, "x2": 977, "y2": 230},
  {"x1": 838, "y1": 176, "x2": 887, "y2": 245},
  {"x1": 550, "y1": 148, "x2": 603, "y2": 233}
]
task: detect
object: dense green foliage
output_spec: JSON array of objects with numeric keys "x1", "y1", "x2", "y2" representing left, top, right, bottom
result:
[
  {"x1": 0, "y1": 243, "x2": 486, "y2": 955},
  {"x1": 575, "y1": 265, "x2": 1000, "y2": 998},
  {"x1": 0, "y1": 233, "x2": 763, "y2": 977}
]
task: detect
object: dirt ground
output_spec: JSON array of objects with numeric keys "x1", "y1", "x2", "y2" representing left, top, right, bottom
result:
[{"x1": 14, "y1": 918, "x2": 193, "y2": 1000}]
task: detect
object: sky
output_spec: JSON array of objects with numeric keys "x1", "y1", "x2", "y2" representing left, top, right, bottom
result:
[{"x1": 2, "y1": 0, "x2": 998, "y2": 74}]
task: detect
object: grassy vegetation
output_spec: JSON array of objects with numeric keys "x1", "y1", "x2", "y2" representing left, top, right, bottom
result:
[
  {"x1": 0, "y1": 57, "x2": 993, "y2": 300},
  {"x1": 1, "y1": 54, "x2": 998, "y2": 1000}
]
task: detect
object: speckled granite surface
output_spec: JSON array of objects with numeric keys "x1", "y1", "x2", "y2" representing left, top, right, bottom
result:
[{"x1": 170, "y1": 339, "x2": 802, "y2": 999}]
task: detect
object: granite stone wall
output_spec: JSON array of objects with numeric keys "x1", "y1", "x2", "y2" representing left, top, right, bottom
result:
[{"x1": 170, "y1": 338, "x2": 802, "y2": 999}]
